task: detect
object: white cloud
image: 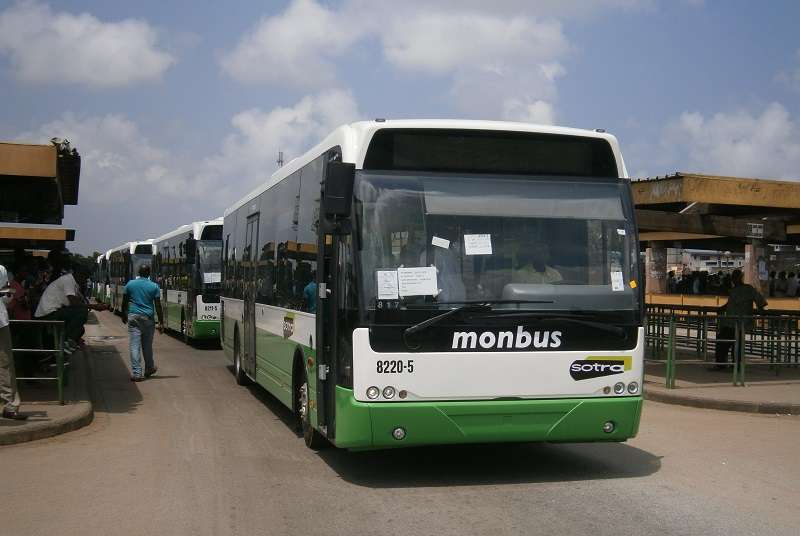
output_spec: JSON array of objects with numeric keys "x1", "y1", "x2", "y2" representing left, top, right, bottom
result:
[
  {"x1": 219, "y1": 0, "x2": 361, "y2": 87},
  {"x1": 201, "y1": 89, "x2": 361, "y2": 193},
  {"x1": 775, "y1": 49, "x2": 800, "y2": 93},
  {"x1": 17, "y1": 113, "x2": 190, "y2": 203},
  {"x1": 18, "y1": 91, "x2": 361, "y2": 252},
  {"x1": 0, "y1": 1, "x2": 174, "y2": 88},
  {"x1": 220, "y1": 0, "x2": 650, "y2": 120},
  {"x1": 630, "y1": 103, "x2": 800, "y2": 181}
]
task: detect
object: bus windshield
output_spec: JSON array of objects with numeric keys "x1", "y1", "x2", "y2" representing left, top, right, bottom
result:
[
  {"x1": 356, "y1": 172, "x2": 638, "y2": 314},
  {"x1": 198, "y1": 241, "x2": 222, "y2": 286},
  {"x1": 131, "y1": 254, "x2": 152, "y2": 279}
]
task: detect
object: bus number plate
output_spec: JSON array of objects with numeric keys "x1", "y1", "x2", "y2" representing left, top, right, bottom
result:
[{"x1": 376, "y1": 360, "x2": 414, "y2": 374}]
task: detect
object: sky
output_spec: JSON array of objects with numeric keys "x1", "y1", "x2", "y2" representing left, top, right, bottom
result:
[{"x1": 1, "y1": 0, "x2": 799, "y2": 255}]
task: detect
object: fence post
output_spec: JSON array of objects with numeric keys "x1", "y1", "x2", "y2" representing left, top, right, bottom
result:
[
  {"x1": 734, "y1": 319, "x2": 743, "y2": 387},
  {"x1": 667, "y1": 315, "x2": 676, "y2": 389}
]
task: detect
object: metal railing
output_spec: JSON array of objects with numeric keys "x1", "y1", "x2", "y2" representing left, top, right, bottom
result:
[
  {"x1": 10, "y1": 319, "x2": 67, "y2": 404},
  {"x1": 645, "y1": 304, "x2": 800, "y2": 388}
]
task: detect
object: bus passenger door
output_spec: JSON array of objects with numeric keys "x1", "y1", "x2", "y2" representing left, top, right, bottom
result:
[{"x1": 242, "y1": 214, "x2": 259, "y2": 379}]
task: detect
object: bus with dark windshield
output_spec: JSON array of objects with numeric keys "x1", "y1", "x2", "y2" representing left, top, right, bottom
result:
[
  {"x1": 221, "y1": 120, "x2": 643, "y2": 450},
  {"x1": 153, "y1": 219, "x2": 223, "y2": 342},
  {"x1": 108, "y1": 240, "x2": 155, "y2": 314}
]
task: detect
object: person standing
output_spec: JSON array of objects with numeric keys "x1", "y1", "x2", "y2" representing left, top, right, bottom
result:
[
  {"x1": 121, "y1": 265, "x2": 164, "y2": 382},
  {"x1": 714, "y1": 269, "x2": 767, "y2": 368},
  {"x1": 0, "y1": 264, "x2": 26, "y2": 420}
]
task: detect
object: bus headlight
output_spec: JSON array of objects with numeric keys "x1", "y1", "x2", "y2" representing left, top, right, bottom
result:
[
  {"x1": 613, "y1": 382, "x2": 626, "y2": 395},
  {"x1": 627, "y1": 382, "x2": 639, "y2": 394},
  {"x1": 366, "y1": 386, "x2": 380, "y2": 399},
  {"x1": 382, "y1": 386, "x2": 396, "y2": 399}
]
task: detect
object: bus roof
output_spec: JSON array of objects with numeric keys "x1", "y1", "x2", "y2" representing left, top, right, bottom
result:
[
  {"x1": 153, "y1": 218, "x2": 223, "y2": 245},
  {"x1": 108, "y1": 239, "x2": 155, "y2": 256},
  {"x1": 224, "y1": 119, "x2": 627, "y2": 217}
]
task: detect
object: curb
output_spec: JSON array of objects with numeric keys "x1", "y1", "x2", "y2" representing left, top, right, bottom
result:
[
  {"x1": 0, "y1": 347, "x2": 95, "y2": 446},
  {"x1": 644, "y1": 388, "x2": 800, "y2": 415}
]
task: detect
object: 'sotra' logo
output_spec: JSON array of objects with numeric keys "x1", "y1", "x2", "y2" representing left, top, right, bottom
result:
[
  {"x1": 283, "y1": 315, "x2": 295, "y2": 339},
  {"x1": 451, "y1": 326, "x2": 562, "y2": 351},
  {"x1": 570, "y1": 356, "x2": 632, "y2": 380}
]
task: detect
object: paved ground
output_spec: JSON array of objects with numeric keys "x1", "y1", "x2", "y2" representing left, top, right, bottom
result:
[
  {"x1": 1, "y1": 311, "x2": 798, "y2": 536},
  {"x1": 645, "y1": 360, "x2": 800, "y2": 414}
]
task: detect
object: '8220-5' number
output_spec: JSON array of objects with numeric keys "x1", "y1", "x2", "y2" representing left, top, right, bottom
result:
[{"x1": 376, "y1": 360, "x2": 414, "y2": 374}]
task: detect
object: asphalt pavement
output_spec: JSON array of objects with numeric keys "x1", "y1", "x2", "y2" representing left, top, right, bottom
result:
[{"x1": 1, "y1": 311, "x2": 798, "y2": 536}]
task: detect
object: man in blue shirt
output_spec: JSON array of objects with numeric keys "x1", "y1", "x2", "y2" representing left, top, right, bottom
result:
[{"x1": 121, "y1": 265, "x2": 164, "y2": 381}]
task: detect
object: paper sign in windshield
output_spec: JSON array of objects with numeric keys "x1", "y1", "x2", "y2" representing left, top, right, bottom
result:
[
  {"x1": 203, "y1": 272, "x2": 221, "y2": 284},
  {"x1": 377, "y1": 270, "x2": 399, "y2": 300},
  {"x1": 398, "y1": 267, "x2": 438, "y2": 297},
  {"x1": 611, "y1": 271, "x2": 625, "y2": 292},
  {"x1": 431, "y1": 236, "x2": 450, "y2": 249},
  {"x1": 464, "y1": 234, "x2": 492, "y2": 255}
]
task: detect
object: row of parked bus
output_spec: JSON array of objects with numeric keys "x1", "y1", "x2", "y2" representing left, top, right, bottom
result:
[
  {"x1": 93, "y1": 119, "x2": 645, "y2": 451},
  {"x1": 93, "y1": 219, "x2": 223, "y2": 343}
]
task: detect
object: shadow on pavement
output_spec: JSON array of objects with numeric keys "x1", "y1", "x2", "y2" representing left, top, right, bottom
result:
[
  {"x1": 319, "y1": 440, "x2": 661, "y2": 488},
  {"x1": 165, "y1": 330, "x2": 222, "y2": 351},
  {"x1": 88, "y1": 343, "x2": 144, "y2": 414}
]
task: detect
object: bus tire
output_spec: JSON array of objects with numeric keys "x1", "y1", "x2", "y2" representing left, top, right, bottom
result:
[
  {"x1": 296, "y1": 360, "x2": 327, "y2": 450},
  {"x1": 233, "y1": 327, "x2": 249, "y2": 386}
]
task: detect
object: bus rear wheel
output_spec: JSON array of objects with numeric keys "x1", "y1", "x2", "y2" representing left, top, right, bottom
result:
[
  {"x1": 233, "y1": 329, "x2": 249, "y2": 386},
  {"x1": 296, "y1": 367, "x2": 327, "y2": 450}
]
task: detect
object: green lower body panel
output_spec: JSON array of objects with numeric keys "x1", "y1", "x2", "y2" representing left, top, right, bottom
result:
[
  {"x1": 191, "y1": 319, "x2": 219, "y2": 340},
  {"x1": 333, "y1": 387, "x2": 643, "y2": 450}
]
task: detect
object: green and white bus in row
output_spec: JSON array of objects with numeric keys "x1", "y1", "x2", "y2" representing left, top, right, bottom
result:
[
  {"x1": 152, "y1": 219, "x2": 224, "y2": 342},
  {"x1": 94, "y1": 252, "x2": 108, "y2": 302},
  {"x1": 107, "y1": 240, "x2": 155, "y2": 313},
  {"x1": 221, "y1": 120, "x2": 644, "y2": 450}
]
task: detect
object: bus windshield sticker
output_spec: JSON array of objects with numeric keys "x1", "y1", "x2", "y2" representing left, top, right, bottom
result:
[
  {"x1": 377, "y1": 270, "x2": 399, "y2": 300},
  {"x1": 397, "y1": 266, "x2": 438, "y2": 297},
  {"x1": 431, "y1": 236, "x2": 450, "y2": 249},
  {"x1": 611, "y1": 271, "x2": 624, "y2": 291},
  {"x1": 203, "y1": 272, "x2": 221, "y2": 284},
  {"x1": 463, "y1": 234, "x2": 492, "y2": 255}
]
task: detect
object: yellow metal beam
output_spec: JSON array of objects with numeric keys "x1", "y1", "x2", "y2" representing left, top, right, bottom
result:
[
  {"x1": 639, "y1": 232, "x2": 722, "y2": 241},
  {"x1": 0, "y1": 142, "x2": 56, "y2": 178},
  {"x1": 634, "y1": 173, "x2": 800, "y2": 209},
  {"x1": 0, "y1": 226, "x2": 70, "y2": 241}
]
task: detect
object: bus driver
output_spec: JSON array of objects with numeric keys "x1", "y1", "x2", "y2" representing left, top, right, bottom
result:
[{"x1": 511, "y1": 241, "x2": 563, "y2": 285}]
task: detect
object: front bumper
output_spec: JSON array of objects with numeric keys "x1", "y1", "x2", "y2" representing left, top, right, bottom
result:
[{"x1": 333, "y1": 386, "x2": 643, "y2": 450}]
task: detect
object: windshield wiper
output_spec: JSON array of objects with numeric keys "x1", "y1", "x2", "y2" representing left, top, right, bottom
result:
[
  {"x1": 472, "y1": 311, "x2": 628, "y2": 337},
  {"x1": 404, "y1": 303, "x2": 491, "y2": 338}
]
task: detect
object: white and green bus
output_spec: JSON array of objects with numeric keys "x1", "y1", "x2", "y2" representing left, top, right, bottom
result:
[
  {"x1": 153, "y1": 219, "x2": 223, "y2": 342},
  {"x1": 108, "y1": 240, "x2": 155, "y2": 313},
  {"x1": 93, "y1": 252, "x2": 108, "y2": 302},
  {"x1": 222, "y1": 120, "x2": 644, "y2": 450}
]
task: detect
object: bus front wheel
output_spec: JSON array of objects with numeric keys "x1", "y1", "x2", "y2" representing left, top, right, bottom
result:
[{"x1": 296, "y1": 365, "x2": 327, "y2": 450}]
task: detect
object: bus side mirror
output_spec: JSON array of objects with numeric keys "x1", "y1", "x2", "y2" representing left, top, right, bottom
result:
[
  {"x1": 322, "y1": 162, "x2": 355, "y2": 218},
  {"x1": 186, "y1": 238, "x2": 197, "y2": 265}
]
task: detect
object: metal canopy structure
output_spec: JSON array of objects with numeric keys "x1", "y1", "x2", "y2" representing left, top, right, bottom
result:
[
  {"x1": 633, "y1": 172, "x2": 800, "y2": 297},
  {"x1": 0, "y1": 140, "x2": 80, "y2": 252},
  {"x1": 633, "y1": 172, "x2": 800, "y2": 250}
]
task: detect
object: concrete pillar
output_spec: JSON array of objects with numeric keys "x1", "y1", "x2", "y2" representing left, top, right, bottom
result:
[
  {"x1": 744, "y1": 241, "x2": 768, "y2": 295},
  {"x1": 646, "y1": 244, "x2": 667, "y2": 294}
]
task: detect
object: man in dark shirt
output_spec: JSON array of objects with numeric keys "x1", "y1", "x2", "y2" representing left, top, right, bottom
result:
[{"x1": 715, "y1": 269, "x2": 767, "y2": 367}]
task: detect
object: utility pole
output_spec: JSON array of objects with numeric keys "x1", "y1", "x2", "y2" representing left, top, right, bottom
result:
[{"x1": 277, "y1": 150, "x2": 284, "y2": 168}]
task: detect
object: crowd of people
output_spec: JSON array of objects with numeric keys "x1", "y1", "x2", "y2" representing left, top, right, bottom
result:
[
  {"x1": 666, "y1": 269, "x2": 800, "y2": 297},
  {"x1": 0, "y1": 250, "x2": 105, "y2": 420}
]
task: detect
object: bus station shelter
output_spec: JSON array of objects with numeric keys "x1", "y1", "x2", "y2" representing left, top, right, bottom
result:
[
  {"x1": 0, "y1": 140, "x2": 80, "y2": 255},
  {"x1": 633, "y1": 172, "x2": 800, "y2": 310}
]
